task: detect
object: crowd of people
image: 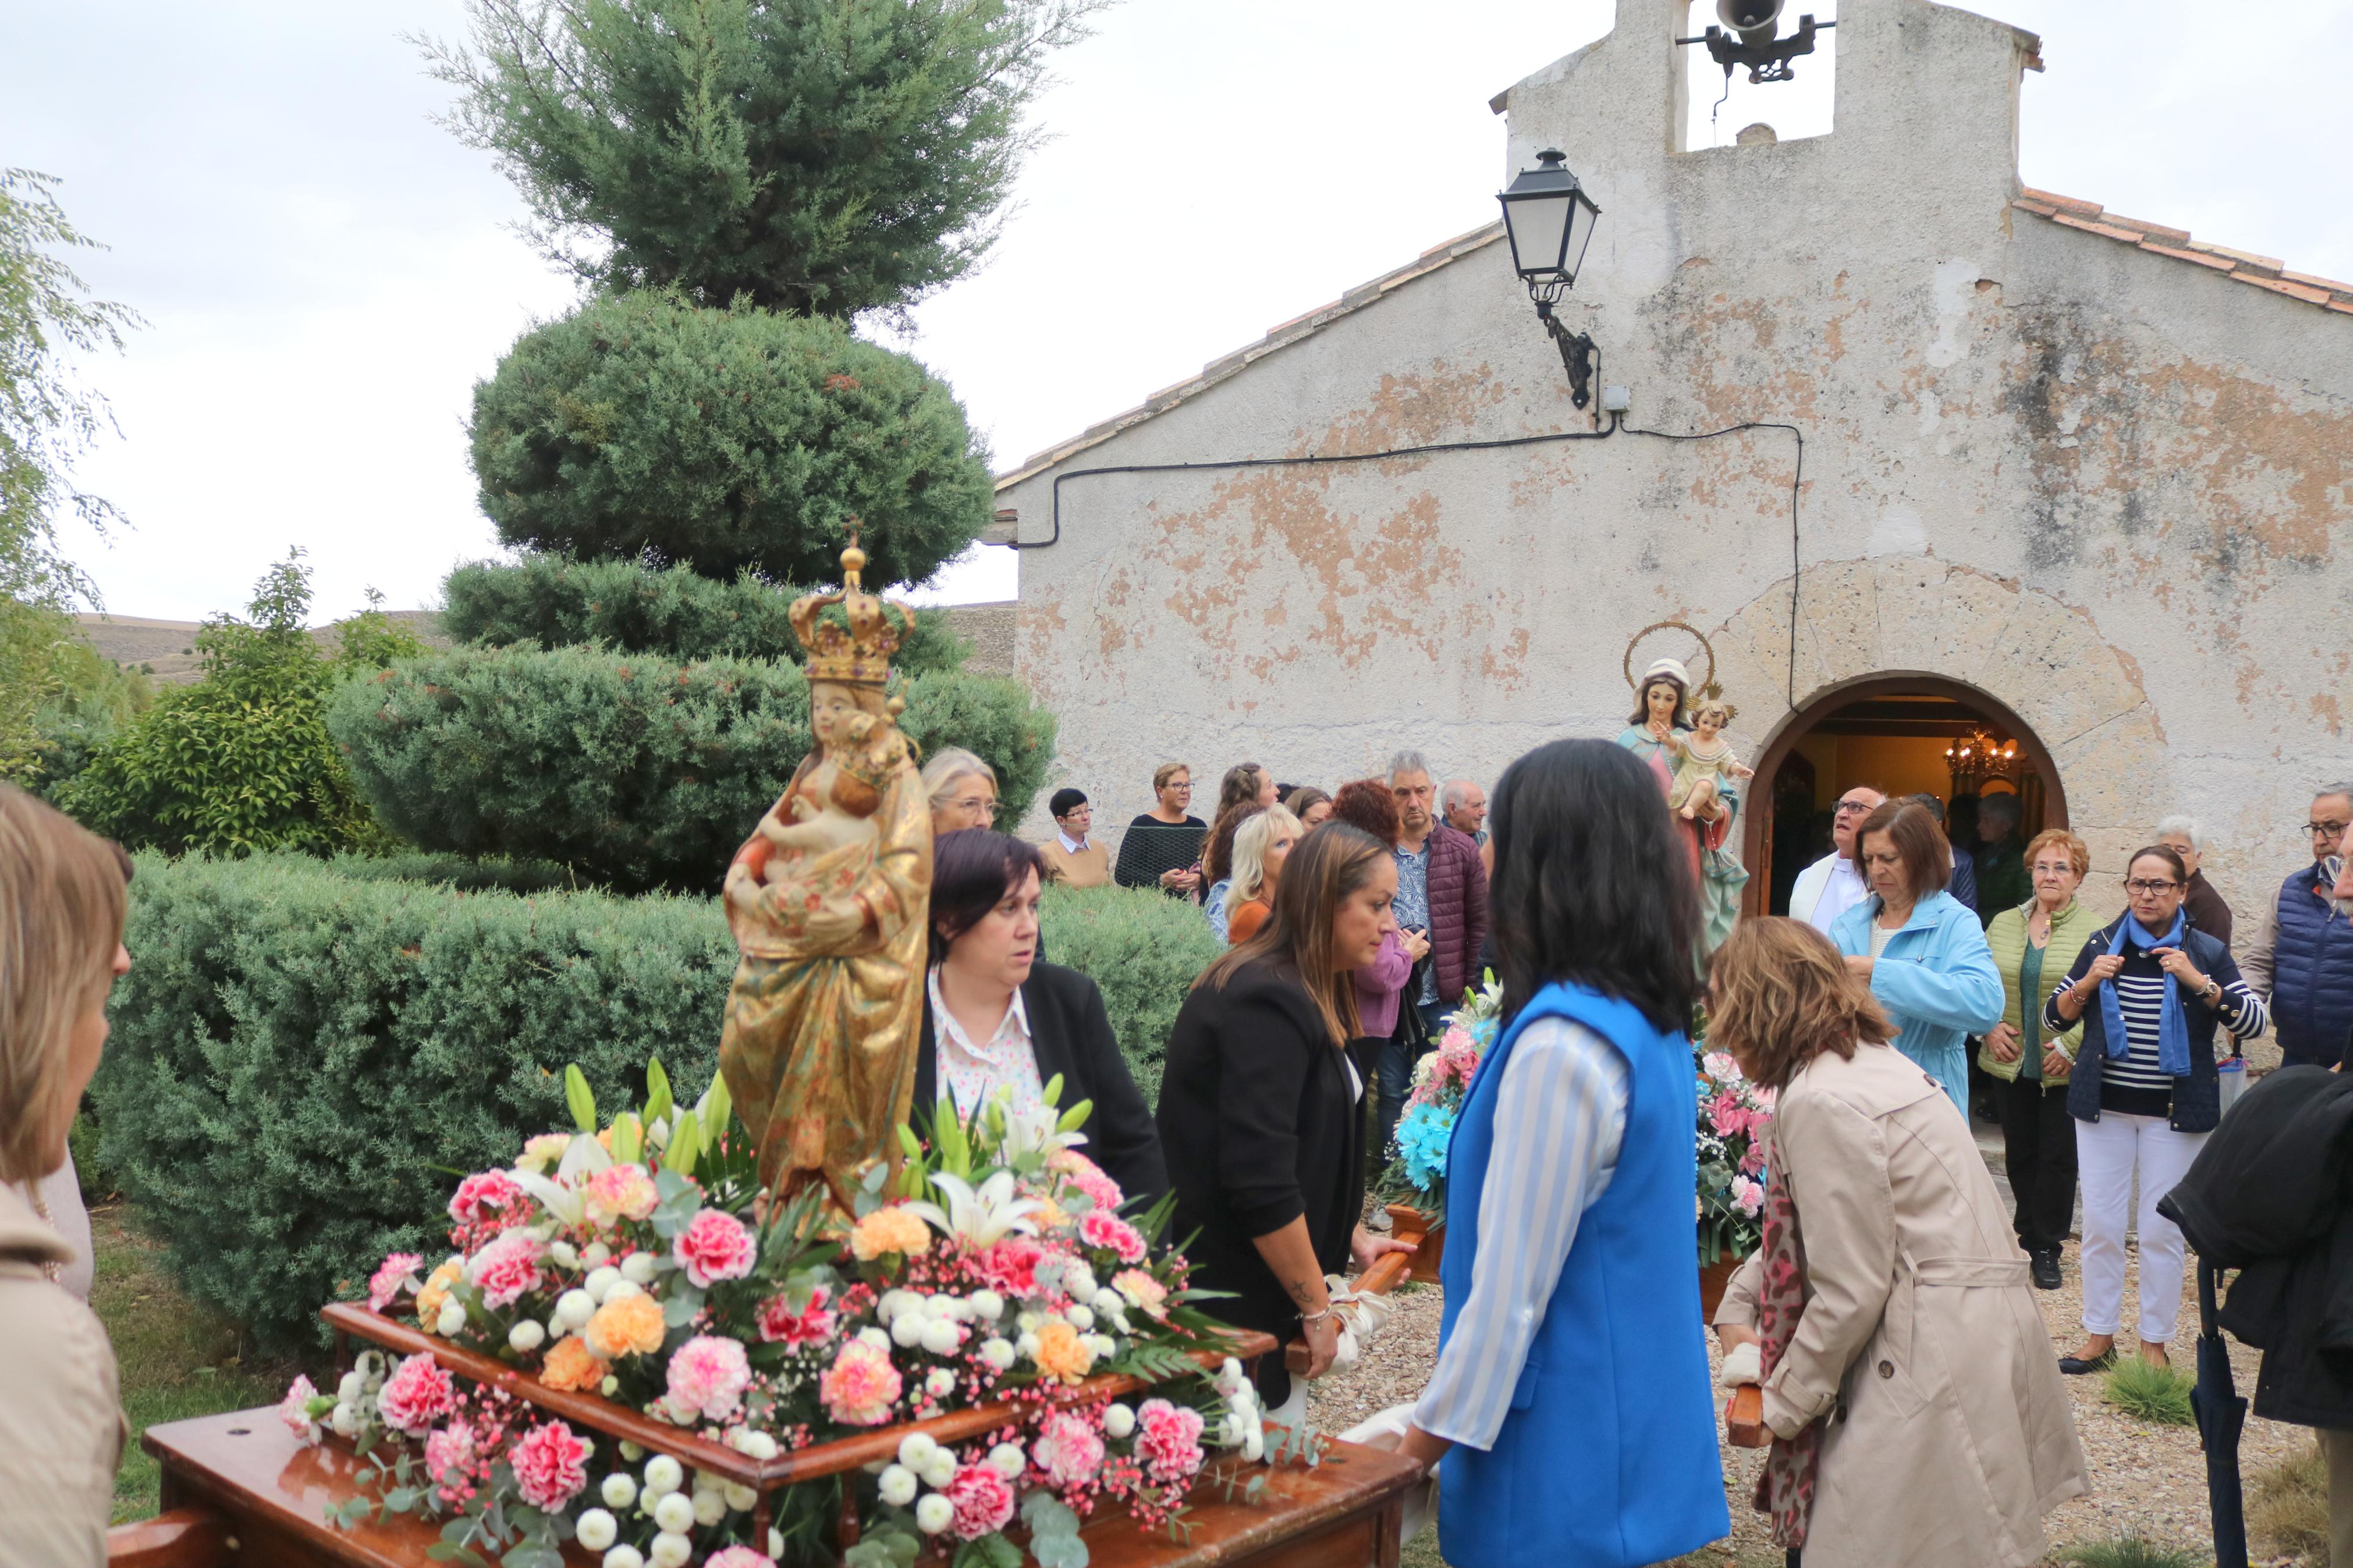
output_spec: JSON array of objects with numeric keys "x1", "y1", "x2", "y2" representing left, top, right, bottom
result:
[{"x1": 3, "y1": 752, "x2": 2350, "y2": 1565}]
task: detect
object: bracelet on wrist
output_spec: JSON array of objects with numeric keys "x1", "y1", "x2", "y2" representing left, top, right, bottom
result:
[{"x1": 1300, "y1": 1306, "x2": 1333, "y2": 1327}]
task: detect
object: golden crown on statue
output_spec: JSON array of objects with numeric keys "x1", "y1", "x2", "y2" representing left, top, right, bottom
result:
[{"x1": 788, "y1": 522, "x2": 914, "y2": 687}]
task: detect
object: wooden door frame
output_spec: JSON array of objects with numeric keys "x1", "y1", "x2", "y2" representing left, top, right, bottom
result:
[{"x1": 1739, "y1": 673, "x2": 2071, "y2": 919}]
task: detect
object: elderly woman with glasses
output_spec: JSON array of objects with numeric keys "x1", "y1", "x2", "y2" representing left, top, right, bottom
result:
[
  {"x1": 2045, "y1": 844, "x2": 2268, "y2": 1371},
  {"x1": 1980, "y1": 830, "x2": 2099, "y2": 1290},
  {"x1": 922, "y1": 748, "x2": 999, "y2": 834}
]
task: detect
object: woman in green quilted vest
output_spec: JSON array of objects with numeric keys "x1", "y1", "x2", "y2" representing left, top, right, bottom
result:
[{"x1": 1981, "y1": 828, "x2": 2100, "y2": 1292}]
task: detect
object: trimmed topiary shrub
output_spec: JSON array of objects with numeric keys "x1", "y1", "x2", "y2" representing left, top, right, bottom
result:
[
  {"x1": 441, "y1": 553, "x2": 972, "y2": 674},
  {"x1": 326, "y1": 645, "x2": 1055, "y2": 892},
  {"x1": 1039, "y1": 883, "x2": 1223, "y2": 1106},
  {"x1": 93, "y1": 853, "x2": 736, "y2": 1350},
  {"x1": 468, "y1": 292, "x2": 993, "y2": 590}
]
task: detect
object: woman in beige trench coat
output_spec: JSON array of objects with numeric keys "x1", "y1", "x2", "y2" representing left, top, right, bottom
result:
[{"x1": 1710, "y1": 918, "x2": 2086, "y2": 1568}]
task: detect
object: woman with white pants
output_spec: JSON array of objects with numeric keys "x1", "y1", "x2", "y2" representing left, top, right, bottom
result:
[{"x1": 2044, "y1": 844, "x2": 2267, "y2": 1372}]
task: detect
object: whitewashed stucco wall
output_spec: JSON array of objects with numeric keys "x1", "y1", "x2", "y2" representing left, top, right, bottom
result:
[{"x1": 995, "y1": 0, "x2": 2353, "y2": 921}]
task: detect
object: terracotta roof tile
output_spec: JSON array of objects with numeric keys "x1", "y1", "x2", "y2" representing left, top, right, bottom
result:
[{"x1": 2011, "y1": 192, "x2": 2349, "y2": 317}]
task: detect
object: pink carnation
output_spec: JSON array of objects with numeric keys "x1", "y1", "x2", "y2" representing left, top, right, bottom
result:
[
  {"x1": 1031, "y1": 1410, "x2": 1106, "y2": 1489},
  {"x1": 423, "y1": 1422, "x2": 477, "y2": 1484},
  {"x1": 1078, "y1": 1211, "x2": 1147, "y2": 1265},
  {"x1": 1134, "y1": 1399, "x2": 1206, "y2": 1482},
  {"x1": 277, "y1": 1375, "x2": 321, "y2": 1445},
  {"x1": 970, "y1": 1236, "x2": 1044, "y2": 1297},
  {"x1": 758, "y1": 1284, "x2": 837, "y2": 1349},
  {"x1": 673, "y1": 1207, "x2": 757, "y2": 1288},
  {"x1": 666, "y1": 1335, "x2": 753, "y2": 1423},
  {"x1": 945, "y1": 1462, "x2": 1017, "y2": 1541},
  {"x1": 1731, "y1": 1175, "x2": 1765, "y2": 1216},
  {"x1": 1048, "y1": 1149, "x2": 1124, "y2": 1215},
  {"x1": 368, "y1": 1253, "x2": 423, "y2": 1313},
  {"x1": 818, "y1": 1339, "x2": 902, "y2": 1427},
  {"x1": 1709, "y1": 1093, "x2": 1747, "y2": 1137},
  {"x1": 703, "y1": 1551, "x2": 778, "y2": 1568},
  {"x1": 377, "y1": 1353, "x2": 459, "y2": 1437},
  {"x1": 466, "y1": 1231, "x2": 544, "y2": 1310},
  {"x1": 509, "y1": 1419, "x2": 590, "y2": 1512},
  {"x1": 448, "y1": 1169, "x2": 524, "y2": 1227}
]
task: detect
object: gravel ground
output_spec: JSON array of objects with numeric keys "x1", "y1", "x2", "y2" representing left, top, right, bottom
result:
[{"x1": 1309, "y1": 1236, "x2": 2310, "y2": 1566}]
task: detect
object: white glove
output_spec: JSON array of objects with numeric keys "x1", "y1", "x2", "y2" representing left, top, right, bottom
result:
[{"x1": 1719, "y1": 1340, "x2": 1762, "y2": 1388}]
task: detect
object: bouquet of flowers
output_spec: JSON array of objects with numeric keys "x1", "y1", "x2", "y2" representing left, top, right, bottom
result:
[
  {"x1": 283, "y1": 1060, "x2": 1264, "y2": 1568},
  {"x1": 1694, "y1": 1046, "x2": 1774, "y2": 1265},
  {"x1": 1381, "y1": 973, "x2": 1503, "y2": 1217}
]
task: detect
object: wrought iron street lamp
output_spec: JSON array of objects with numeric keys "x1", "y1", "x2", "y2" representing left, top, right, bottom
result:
[{"x1": 1497, "y1": 150, "x2": 1603, "y2": 408}]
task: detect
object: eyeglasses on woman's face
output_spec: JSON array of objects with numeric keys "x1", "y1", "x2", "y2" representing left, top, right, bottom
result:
[
  {"x1": 2030, "y1": 859, "x2": 2076, "y2": 879},
  {"x1": 954, "y1": 795, "x2": 999, "y2": 822},
  {"x1": 2124, "y1": 877, "x2": 2181, "y2": 896}
]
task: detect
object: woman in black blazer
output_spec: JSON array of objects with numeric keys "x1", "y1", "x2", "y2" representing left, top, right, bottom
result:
[
  {"x1": 913, "y1": 830, "x2": 1165, "y2": 1206},
  {"x1": 1157, "y1": 822, "x2": 1417, "y2": 1420}
]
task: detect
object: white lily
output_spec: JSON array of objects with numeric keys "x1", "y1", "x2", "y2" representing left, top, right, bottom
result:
[
  {"x1": 905, "y1": 1169, "x2": 1043, "y2": 1248},
  {"x1": 996, "y1": 1102, "x2": 1087, "y2": 1162},
  {"x1": 506, "y1": 1132, "x2": 613, "y2": 1230}
]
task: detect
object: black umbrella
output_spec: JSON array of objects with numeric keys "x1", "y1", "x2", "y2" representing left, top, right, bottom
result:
[{"x1": 2190, "y1": 1262, "x2": 2249, "y2": 1568}]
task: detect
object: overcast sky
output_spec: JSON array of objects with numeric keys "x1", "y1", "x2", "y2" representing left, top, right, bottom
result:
[{"x1": 6, "y1": 0, "x2": 2347, "y2": 624}]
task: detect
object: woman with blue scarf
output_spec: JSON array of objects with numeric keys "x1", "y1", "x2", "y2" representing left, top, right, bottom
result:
[{"x1": 2045, "y1": 844, "x2": 2267, "y2": 1372}]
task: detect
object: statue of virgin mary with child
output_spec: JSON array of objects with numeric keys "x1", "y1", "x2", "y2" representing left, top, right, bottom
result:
[{"x1": 1615, "y1": 656, "x2": 1749, "y2": 953}]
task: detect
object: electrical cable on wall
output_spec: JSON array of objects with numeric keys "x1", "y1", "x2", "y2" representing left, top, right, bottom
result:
[{"x1": 1013, "y1": 413, "x2": 1809, "y2": 709}]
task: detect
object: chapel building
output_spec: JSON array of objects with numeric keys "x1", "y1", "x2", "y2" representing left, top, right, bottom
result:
[{"x1": 991, "y1": 0, "x2": 2353, "y2": 924}]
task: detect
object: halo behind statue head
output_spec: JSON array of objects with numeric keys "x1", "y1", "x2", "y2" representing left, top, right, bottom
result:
[{"x1": 1623, "y1": 620, "x2": 1716, "y2": 694}]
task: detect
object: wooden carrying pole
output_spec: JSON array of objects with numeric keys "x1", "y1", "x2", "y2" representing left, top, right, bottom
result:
[
  {"x1": 1283, "y1": 1224, "x2": 1422, "y2": 1376},
  {"x1": 1724, "y1": 1384, "x2": 1768, "y2": 1448}
]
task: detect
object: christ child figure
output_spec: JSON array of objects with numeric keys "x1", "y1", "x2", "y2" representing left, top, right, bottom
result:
[
  {"x1": 1666, "y1": 697, "x2": 1753, "y2": 823},
  {"x1": 730, "y1": 683, "x2": 910, "y2": 912}
]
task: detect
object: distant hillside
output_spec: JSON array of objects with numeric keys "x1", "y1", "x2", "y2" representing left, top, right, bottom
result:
[{"x1": 75, "y1": 602, "x2": 1016, "y2": 682}]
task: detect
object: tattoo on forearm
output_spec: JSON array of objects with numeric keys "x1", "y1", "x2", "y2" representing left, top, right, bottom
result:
[{"x1": 1285, "y1": 1280, "x2": 1319, "y2": 1310}]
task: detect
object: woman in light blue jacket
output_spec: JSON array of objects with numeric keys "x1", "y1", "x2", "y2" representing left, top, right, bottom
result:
[{"x1": 1830, "y1": 798, "x2": 2005, "y2": 1119}]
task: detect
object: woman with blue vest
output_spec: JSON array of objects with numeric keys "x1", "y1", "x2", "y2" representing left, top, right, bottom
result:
[
  {"x1": 2045, "y1": 844, "x2": 2267, "y2": 1372},
  {"x1": 1829, "y1": 798, "x2": 2004, "y2": 1120},
  {"x1": 1393, "y1": 739, "x2": 1727, "y2": 1568}
]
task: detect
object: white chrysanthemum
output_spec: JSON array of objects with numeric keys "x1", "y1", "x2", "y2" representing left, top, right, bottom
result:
[
  {"x1": 583, "y1": 1265, "x2": 622, "y2": 1304},
  {"x1": 651, "y1": 1491, "x2": 696, "y2": 1534},
  {"x1": 575, "y1": 1509, "x2": 617, "y2": 1551},
  {"x1": 1103, "y1": 1404, "x2": 1136, "y2": 1439},
  {"x1": 987, "y1": 1442, "x2": 1025, "y2": 1480},
  {"x1": 642, "y1": 1455, "x2": 684, "y2": 1496},
  {"x1": 601, "y1": 1473, "x2": 637, "y2": 1510},
  {"x1": 897, "y1": 1432, "x2": 939, "y2": 1470},
  {"x1": 914, "y1": 1495, "x2": 954, "y2": 1535},
  {"x1": 648, "y1": 1532, "x2": 692, "y2": 1568},
  {"x1": 879, "y1": 1465, "x2": 918, "y2": 1507}
]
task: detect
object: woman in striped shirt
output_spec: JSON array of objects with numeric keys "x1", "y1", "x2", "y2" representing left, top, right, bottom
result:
[{"x1": 2045, "y1": 844, "x2": 2267, "y2": 1372}]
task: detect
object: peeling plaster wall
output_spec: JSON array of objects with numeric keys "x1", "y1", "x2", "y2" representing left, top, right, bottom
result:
[{"x1": 998, "y1": 0, "x2": 2352, "y2": 921}]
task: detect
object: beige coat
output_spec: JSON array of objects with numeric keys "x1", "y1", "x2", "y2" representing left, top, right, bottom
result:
[
  {"x1": 1715, "y1": 1043, "x2": 2088, "y2": 1568},
  {"x1": 0, "y1": 1181, "x2": 122, "y2": 1568}
]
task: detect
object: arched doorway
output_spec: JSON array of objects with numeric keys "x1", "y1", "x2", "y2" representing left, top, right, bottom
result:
[{"x1": 1741, "y1": 674, "x2": 2070, "y2": 918}]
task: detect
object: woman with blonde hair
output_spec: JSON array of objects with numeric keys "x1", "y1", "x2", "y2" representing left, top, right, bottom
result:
[
  {"x1": 1710, "y1": 916, "x2": 2085, "y2": 1568},
  {"x1": 1223, "y1": 805, "x2": 1302, "y2": 945},
  {"x1": 0, "y1": 783, "x2": 133, "y2": 1565}
]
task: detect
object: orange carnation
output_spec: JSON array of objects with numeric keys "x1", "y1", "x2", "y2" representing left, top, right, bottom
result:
[
  {"x1": 414, "y1": 1260, "x2": 464, "y2": 1331},
  {"x1": 1031, "y1": 1319, "x2": 1096, "y2": 1385},
  {"x1": 848, "y1": 1206, "x2": 931, "y2": 1262},
  {"x1": 584, "y1": 1292, "x2": 667, "y2": 1359},
  {"x1": 538, "y1": 1334, "x2": 608, "y2": 1393}
]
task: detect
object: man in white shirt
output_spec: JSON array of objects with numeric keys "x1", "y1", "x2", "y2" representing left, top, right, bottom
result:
[{"x1": 1788, "y1": 785, "x2": 1885, "y2": 933}]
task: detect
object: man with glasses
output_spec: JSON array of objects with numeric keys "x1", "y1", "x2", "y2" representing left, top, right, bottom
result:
[
  {"x1": 2240, "y1": 783, "x2": 2353, "y2": 1070},
  {"x1": 1788, "y1": 785, "x2": 1885, "y2": 934}
]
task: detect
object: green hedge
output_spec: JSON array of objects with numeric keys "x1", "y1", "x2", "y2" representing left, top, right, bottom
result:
[
  {"x1": 441, "y1": 553, "x2": 971, "y2": 675},
  {"x1": 94, "y1": 854, "x2": 736, "y2": 1350},
  {"x1": 1038, "y1": 883, "x2": 1223, "y2": 1105},
  {"x1": 326, "y1": 645, "x2": 1054, "y2": 892},
  {"x1": 101, "y1": 863, "x2": 1206, "y2": 1348}
]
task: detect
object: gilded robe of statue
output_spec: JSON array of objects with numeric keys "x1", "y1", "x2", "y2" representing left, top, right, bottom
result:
[{"x1": 719, "y1": 744, "x2": 933, "y2": 1207}]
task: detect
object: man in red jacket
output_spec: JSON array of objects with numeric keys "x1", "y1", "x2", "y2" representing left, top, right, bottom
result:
[{"x1": 1376, "y1": 752, "x2": 1490, "y2": 1145}]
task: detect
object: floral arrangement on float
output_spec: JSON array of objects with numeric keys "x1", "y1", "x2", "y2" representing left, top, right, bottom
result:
[
  {"x1": 1694, "y1": 1044, "x2": 1773, "y2": 1268},
  {"x1": 280, "y1": 1059, "x2": 1266, "y2": 1568},
  {"x1": 1381, "y1": 974, "x2": 1504, "y2": 1218}
]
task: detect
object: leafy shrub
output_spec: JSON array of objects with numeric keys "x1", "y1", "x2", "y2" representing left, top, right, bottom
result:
[
  {"x1": 100, "y1": 859, "x2": 1208, "y2": 1348},
  {"x1": 5, "y1": 606, "x2": 151, "y2": 794},
  {"x1": 469, "y1": 293, "x2": 993, "y2": 589},
  {"x1": 441, "y1": 552, "x2": 969, "y2": 674},
  {"x1": 326, "y1": 645, "x2": 1055, "y2": 892},
  {"x1": 60, "y1": 554, "x2": 423, "y2": 856},
  {"x1": 93, "y1": 853, "x2": 736, "y2": 1349},
  {"x1": 1039, "y1": 883, "x2": 1222, "y2": 1105},
  {"x1": 2100, "y1": 1357, "x2": 2196, "y2": 1425}
]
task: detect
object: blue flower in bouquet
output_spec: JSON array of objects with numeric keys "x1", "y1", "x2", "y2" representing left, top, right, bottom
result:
[{"x1": 1394, "y1": 1102, "x2": 1453, "y2": 1192}]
